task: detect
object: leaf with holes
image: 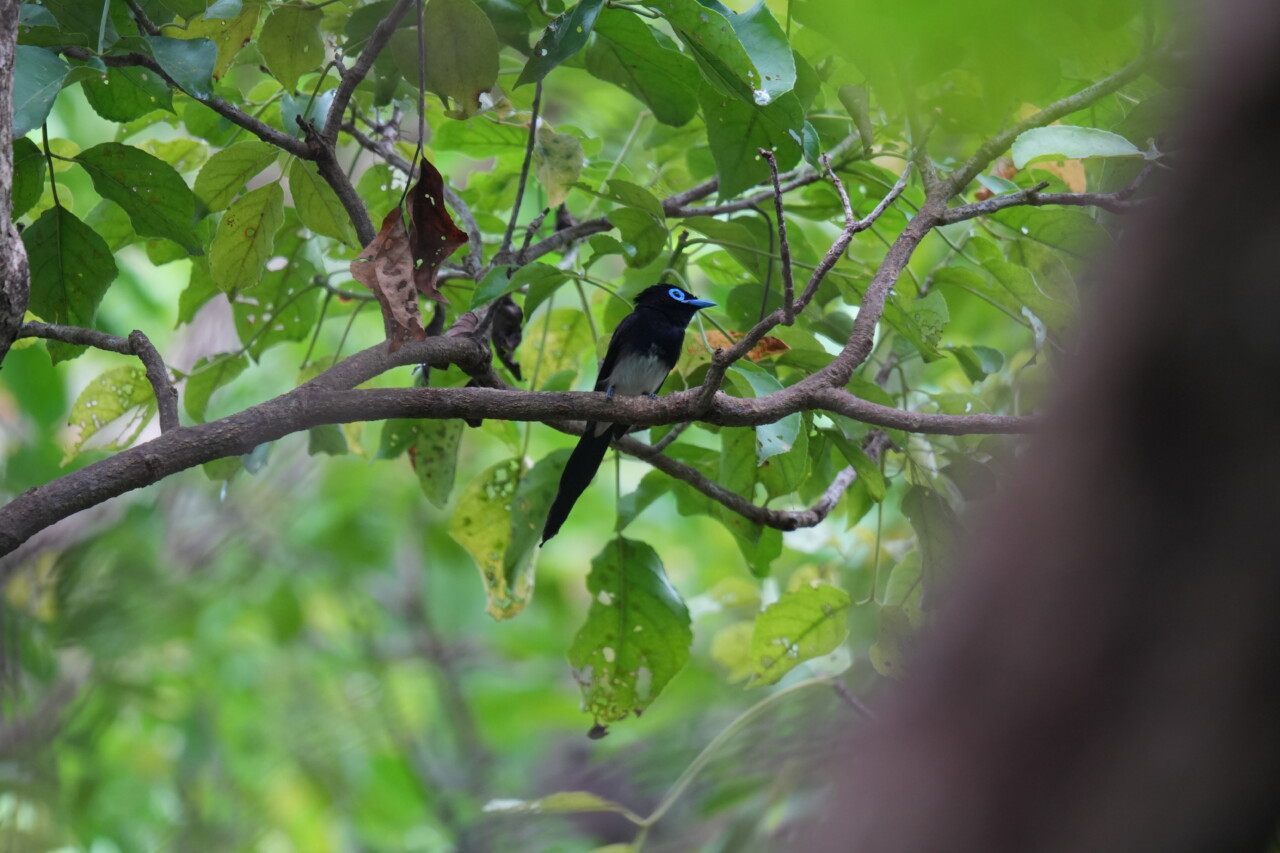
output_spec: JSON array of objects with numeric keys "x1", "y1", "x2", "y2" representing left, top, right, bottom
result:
[
  {"x1": 405, "y1": 158, "x2": 468, "y2": 303},
  {"x1": 75, "y1": 143, "x2": 200, "y2": 253},
  {"x1": 351, "y1": 208, "x2": 426, "y2": 351},
  {"x1": 65, "y1": 366, "x2": 158, "y2": 462},
  {"x1": 259, "y1": 4, "x2": 324, "y2": 92},
  {"x1": 210, "y1": 182, "x2": 284, "y2": 292},
  {"x1": 568, "y1": 538, "x2": 692, "y2": 726},
  {"x1": 380, "y1": 418, "x2": 466, "y2": 508},
  {"x1": 749, "y1": 582, "x2": 850, "y2": 685},
  {"x1": 449, "y1": 458, "x2": 531, "y2": 620},
  {"x1": 23, "y1": 206, "x2": 119, "y2": 363}
]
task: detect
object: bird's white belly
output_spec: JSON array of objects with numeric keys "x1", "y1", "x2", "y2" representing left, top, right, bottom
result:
[{"x1": 607, "y1": 351, "x2": 668, "y2": 397}]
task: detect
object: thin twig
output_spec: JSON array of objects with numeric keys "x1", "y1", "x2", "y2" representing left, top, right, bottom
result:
[
  {"x1": 322, "y1": 0, "x2": 416, "y2": 145},
  {"x1": 19, "y1": 323, "x2": 179, "y2": 432},
  {"x1": 498, "y1": 81, "x2": 543, "y2": 267},
  {"x1": 60, "y1": 49, "x2": 309, "y2": 157},
  {"x1": 939, "y1": 163, "x2": 1156, "y2": 224},
  {"x1": 760, "y1": 149, "x2": 796, "y2": 325}
]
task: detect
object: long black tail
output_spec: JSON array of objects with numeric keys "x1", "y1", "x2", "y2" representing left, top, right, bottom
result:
[{"x1": 542, "y1": 424, "x2": 617, "y2": 543}]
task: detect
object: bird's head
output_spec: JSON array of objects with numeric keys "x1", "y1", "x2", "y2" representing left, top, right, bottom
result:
[{"x1": 634, "y1": 284, "x2": 715, "y2": 320}]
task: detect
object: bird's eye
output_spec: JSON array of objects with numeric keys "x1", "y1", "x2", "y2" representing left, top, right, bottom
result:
[{"x1": 667, "y1": 287, "x2": 686, "y2": 302}]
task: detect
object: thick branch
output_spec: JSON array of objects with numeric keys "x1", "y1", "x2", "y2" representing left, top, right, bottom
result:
[
  {"x1": 0, "y1": 333, "x2": 1030, "y2": 558},
  {"x1": 19, "y1": 322, "x2": 179, "y2": 432},
  {"x1": 0, "y1": 0, "x2": 27, "y2": 367}
]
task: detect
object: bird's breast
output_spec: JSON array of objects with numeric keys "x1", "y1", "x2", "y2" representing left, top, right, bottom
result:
[{"x1": 606, "y1": 346, "x2": 670, "y2": 397}]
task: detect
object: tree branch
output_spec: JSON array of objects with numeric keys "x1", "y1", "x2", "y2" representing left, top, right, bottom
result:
[
  {"x1": 940, "y1": 164, "x2": 1157, "y2": 224},
  {"x1": 322, "y1": 0, "x2": 416, "y2": 146},
  {"x1": 0, "y1": 333, "x2": 1031, "y2": 558},
  {"x1": 61, "y1": 48, "x2": 310, "y2": 157},
  {"x1": 19, "y1": 322, "x2": 179, "y2": 432},
  {"x1": 760, "y1": 149, "x2": 797, "y2": 324}
]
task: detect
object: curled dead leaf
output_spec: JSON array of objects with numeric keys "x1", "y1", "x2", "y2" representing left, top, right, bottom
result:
[
  {"x1": 350, "y1": 207, "x2": 426, "y2": 352},
  {"x1": 702, "y1": 331, "x2": 791, "y2": 361}
]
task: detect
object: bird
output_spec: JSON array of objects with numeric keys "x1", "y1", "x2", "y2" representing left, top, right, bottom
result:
[{"x1": 541, "y1": 284, "x2": 715, "y2": 543}]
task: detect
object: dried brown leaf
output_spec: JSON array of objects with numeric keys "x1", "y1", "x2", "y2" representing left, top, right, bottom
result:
[
  {"x1": 703, "y1": 331, "x2": 791, "y2": 361},
  {"x1": 408, "y1": 158, "x2": 468, "y2": 304},
  {"x1": 351, "y1": 208, "x2": 426, "y2": 352}
]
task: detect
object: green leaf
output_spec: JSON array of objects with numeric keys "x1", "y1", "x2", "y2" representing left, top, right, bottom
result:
[
  {"x1": 1011, "y1": 125, "x2": 1143, "y2": 169},
  {"x1": 176, "y1": 2, "x2": 261, "y2": 78},
  {"x1": 504, "y1": 449, "x2": 567, "y2": 588},
  {"x1": 900, "y1": 486, "x2": 959, "y2": 581},
  {"x1": 259, "y1": 5, "x2": 324, "y2": 92},
  {"x1": 826, "y1": 433, "x2": 886, "y2": 501},
  {"x1": 883, "y1": 549, "x2": 923, "y2": 626},
  {"x1": 287, "y1": 159, "x2": 354, "y2": 246},
  {"x1": 749, "y1": 582, "x2": 850, "y2": 685},
  {"x1": 659, "y1": 0, "x2": 793, "y2": 106},
  {"x1": 471, "y1": 262, "x2": 567, "y2": 309},
  {"x1": 378, "y1": 418, "x2": 465, "y2": 508},
  {"x1": 568, "y1": 538, "x2": 692, "y2": 725},
  {"x1": 946, "y1": 344, "x2": 1005, "y2": 384},
  {"x1": 80, "y1": 65, "x2": 174, "y2": 123},
  {"x1": 23, "y1": 206, "x2": 119, "y2": 363},
  {"x1": 142, "y1": 138, "x2": 209, "y2": 174},
  {"x1": 534, "y1": 125, "x2": 584, "y2": 207},
  {"x1": 586, "y1": 8, "x2": 699, "y2": 127},
  {"x1": 983, "y1": 256, "x2": 1073, "y2": 339},
  {"x1": 229, "y1": 211, "x2": 319, "y2": 357},
  {"x1": 38, "y1": 0, "x2": 117, "y2": 51},
  {"x1": 194, "y1": 140, "x2": 278, "y2": 212},
  {"x1": 729, "y1": 362, "x2": 799, "y2": 464},
  {"x1": 869, "y1": 604, "x2": 914, "y2": 679},
  {"x1": 699, "y1": 84, "x2": 803, "y2": 199},
  {"x1": 65, "y1": 366, "x2": 157, "y2": 462},
  {"x1": 145, "y1": 36, "x2": 217, "y2": 98},
  {"x1": 432, "y1": 117, "x2": 527, "y2": 155},
  {"x1": 449, "y1": 458, "x2": 531, "y2": 619},
  {"x1": 423, "y1": 0, "x2": 501, "y2": 117},
  {"x1": 11, "y1": 138, "x2": 44, "y2": 219},
  {"x1": 515, "y1": 0, "x2": 607, "y2": 88},
  {"x1": 209, "y1": 182, "x2": 284, "y2": 292},
  {"x1": 184, "y1": 352, "x2": 248, "y2": 422},
  {"x1": 484, "y1": 791, "x2": 642, "y2": 822},
  {"x1": 12, "y1": 46, "x2": 69, "y2": 137},
  {"x1": 717, "y1": 426, "x2": 780, "y2": 576},
  {"x1": 178, "y1": 256, "x2": 220, "y2": 325},
  {"x1": 610, "y1": 207, "x2": 667, "y2": 268},
  {"x1": 74, "y1": 142, "x2": 200, "y2": 252},
  {"x1": 517, "y1": 306, "x2": 594, "y2": 387}
]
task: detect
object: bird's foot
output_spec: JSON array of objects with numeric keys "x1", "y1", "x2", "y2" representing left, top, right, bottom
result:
[{"x1": 606, "y1": 386, "x2": 615, "y2": 400}]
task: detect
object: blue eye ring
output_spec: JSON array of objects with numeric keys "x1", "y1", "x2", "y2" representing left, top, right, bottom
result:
[{"x1": 668, "y1": 287, "x2": 687, "y2": 302}]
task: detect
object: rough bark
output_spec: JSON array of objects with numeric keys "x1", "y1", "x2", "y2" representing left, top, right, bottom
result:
[{"x1": 0, "y1": 0, "x2": 29, "y2": 366}]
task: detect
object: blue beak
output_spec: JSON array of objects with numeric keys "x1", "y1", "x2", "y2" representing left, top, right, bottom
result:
[{"x1": 689, "y1": 298, "x2": 716, "y2": 308}]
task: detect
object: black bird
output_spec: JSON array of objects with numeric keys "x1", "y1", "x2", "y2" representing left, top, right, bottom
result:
[{"x1": 541, "y1": 284, "x2": 715, "y2": 543}]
